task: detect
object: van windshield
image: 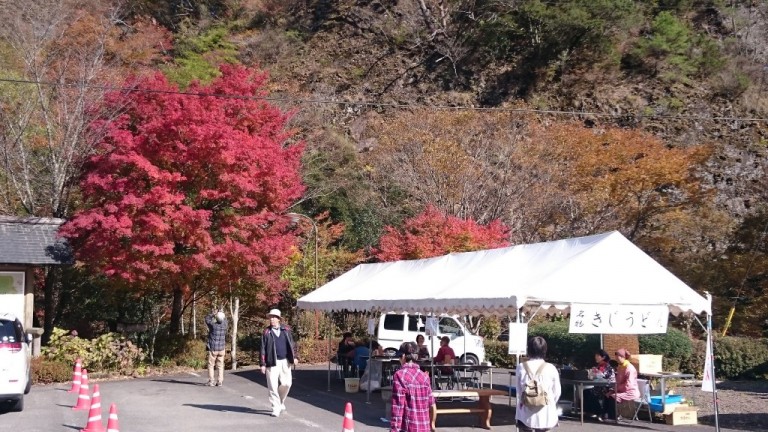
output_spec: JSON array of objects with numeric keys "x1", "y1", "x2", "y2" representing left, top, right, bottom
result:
[{"x1": 439, "y1": 317, "x2": 462, "y2": 335}]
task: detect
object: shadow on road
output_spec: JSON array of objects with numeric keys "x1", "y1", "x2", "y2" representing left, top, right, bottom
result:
[
  {"x1": 183, "y1": 403, "x2": 271, "y2": 416},
  {"x1": 232, "y1": 366, "x2": 521, "y2": 429},
  {"x1": 151, "y1": 378, "x2": 207, "y2": 386},
  {"x1": 699, "y1": 413, "x2": 768, "y2": 431}
]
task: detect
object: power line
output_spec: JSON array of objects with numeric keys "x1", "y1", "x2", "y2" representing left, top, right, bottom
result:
[{"x1": 1, "y1": 76, "x2": 767, "y2": 123}]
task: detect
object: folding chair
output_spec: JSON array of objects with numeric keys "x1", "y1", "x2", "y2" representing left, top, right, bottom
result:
[
  {"x1": 333, "y1": 355, "x2": 344, "y2": 379},
  {"x1": 434, "y1": 367, "x2": 460, "y2": 390},
  {"x1": 632, "y1": 379, "x2": 653, "y2": 422},
  {"x1": 457, "y1": 367, "x2": 481, "y2": 389}
]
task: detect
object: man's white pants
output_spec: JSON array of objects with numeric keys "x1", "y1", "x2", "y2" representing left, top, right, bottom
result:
[{"x1": 266, "y1": 359, "x2": 292, "y2": 413}]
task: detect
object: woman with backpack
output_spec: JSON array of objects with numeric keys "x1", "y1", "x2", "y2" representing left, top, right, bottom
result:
[{"x1": 515, "y1": 336, "x2": 562, "y2": 432}]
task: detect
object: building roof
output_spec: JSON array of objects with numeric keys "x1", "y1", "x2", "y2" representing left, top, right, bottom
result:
[{"x1": 0, "y1": 216, "x2": 73, "y2": 265}]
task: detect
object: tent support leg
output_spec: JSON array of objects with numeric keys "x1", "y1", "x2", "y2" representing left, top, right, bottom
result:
[
  {"x1": 327, "y1": 313, "x2": 331, "y2": 392},
  {"x1": 694, "y1": 302, "x2": 720, "y2": 432}
]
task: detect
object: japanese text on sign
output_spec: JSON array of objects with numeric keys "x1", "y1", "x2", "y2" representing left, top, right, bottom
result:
[{"x1": 568, "y1": 304, "x2": 668, "y2": 334}]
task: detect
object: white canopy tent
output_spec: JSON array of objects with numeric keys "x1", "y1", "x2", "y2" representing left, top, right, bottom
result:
[
  {"x1": 297, "y1": 231, "x2": 710, "y2": 316},
  {"x1": 299, "y1": 231, "x2": 719, "y2": 429}
]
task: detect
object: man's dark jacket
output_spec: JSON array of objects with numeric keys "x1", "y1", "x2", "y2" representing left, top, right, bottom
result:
[
  {"x1": 205, "y1": 314, "x2": 228, "y2": 351},
  {"x1": 260, "y1": 325, "x2": 298, "y2": 367}
]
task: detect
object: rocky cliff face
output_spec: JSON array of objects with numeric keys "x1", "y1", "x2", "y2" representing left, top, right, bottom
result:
[{"x1": 240, "y1": 1, "x2": 768, "y2": 221}]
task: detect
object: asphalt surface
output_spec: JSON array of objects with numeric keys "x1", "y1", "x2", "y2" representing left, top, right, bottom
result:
[{"x1": 0, "y1": 364, "x2": 739, "y2": 432}]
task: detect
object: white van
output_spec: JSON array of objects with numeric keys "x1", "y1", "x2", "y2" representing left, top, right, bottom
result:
[
  {"x1": 0, "y1": 313, "x2": 31, "y2": 412},
  {"x1": 376, "y1": 313, "x2": 485, "y2": 364}
]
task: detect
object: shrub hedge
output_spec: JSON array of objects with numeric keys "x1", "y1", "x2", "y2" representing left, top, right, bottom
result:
[
  {"x1": 483, "y1": 340, "x2": 516, "y2": 368},
  {"x1": 42, "y1": 327, "x2": 144, "y2": 375},
  {"x1": 31, "y1": 357, "x2": 72, "y2": 384},
  {"x1": 714, "y1": 336, "x2": 768, "y2": 379},
  {"x1": 481, "y1": 321, "x2": 768, "y2": 381},
  {"x1": 528, "y1": 321, "x2": 601, "y2": 367},
  {"x1": 639, "y1": 327, "x2": 693, "y2": 372}
]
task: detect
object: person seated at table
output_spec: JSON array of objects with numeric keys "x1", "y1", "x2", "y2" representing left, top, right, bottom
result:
[
  {"x1": 434, "y1": 336, "x2": 456, "y2": 369},
  {"x1": 433, "y1": 336, "x2": 460, "y2": 388},
  {"x1": 337, "y1": 332, "x2": 356, "y2": 374},
  {"x1": 349, "y1": 340, "x2": 384, "y2": 374},
  {"x1": 371, "y1": 340, "x2": 385, "y2": 357},
  {"x1": 583, "y1": 349, "x2": 615, "y2": 419},
  {"x1": 348, "y1": 340, "x2": 370, "y2": 375},
  {"x1": 415, "y1": 334, "x2": 430, "y2": 359},
  {"x1": 603, "y1": 348, "x2": 639, "y2": 421}
]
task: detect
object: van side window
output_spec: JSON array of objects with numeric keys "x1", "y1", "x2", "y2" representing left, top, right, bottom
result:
[
  {"x1": 407, "y1": 316, "x2": 422, "y2": 332},
  {"x1": 439, "y1": 317, "x2": 461, "y2": 335},
  {"x1": 383, "y1": 314, "x2": 404, "y2": 331}
]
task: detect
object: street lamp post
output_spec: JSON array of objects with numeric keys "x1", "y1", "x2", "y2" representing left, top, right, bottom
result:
[
  {"x1": 286, "y1": 212, "x2": 327, "y2": 390},
  {"x1": 286, "y1": 212, "x2": 318, "y2": 296}
]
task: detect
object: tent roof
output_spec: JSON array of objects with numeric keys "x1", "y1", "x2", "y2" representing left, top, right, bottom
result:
[{"x1": 297, "y1": 231, "x2": 710, "y2": 316}]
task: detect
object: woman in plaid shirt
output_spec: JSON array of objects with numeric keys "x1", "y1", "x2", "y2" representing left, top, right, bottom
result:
[{"x1": 390, "y1": 342, "x2": 436, "y2": 432}]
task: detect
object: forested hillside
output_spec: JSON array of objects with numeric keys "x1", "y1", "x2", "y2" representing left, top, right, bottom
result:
[{"x1": 1, "y1": 0, "x2": 767, "y2": 339}]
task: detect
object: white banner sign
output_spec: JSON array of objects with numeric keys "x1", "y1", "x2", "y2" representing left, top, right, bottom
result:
[
  {"x1": 568, "y1": 304, "x2": 668, "y2": 334},
  {"x1": 701, "y1": 330, "x2": 714, "y2": 392},
  {"x1": 425, "y1": 317, "x2": 439, "y2": 336},
  {"x1": 507, "y1": 322, "x2": 528, "y2": 355}
]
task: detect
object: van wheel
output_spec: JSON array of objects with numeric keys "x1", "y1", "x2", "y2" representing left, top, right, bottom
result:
[
  {"x1": 462, "y1": 354, "x2": 479, "y2": 365},
  {"x1": 24, "y1": 375, "x2": 32, "y2": 394},
  {"x1": 11, "y1": 396, "x2": 24, "y2": 412}
]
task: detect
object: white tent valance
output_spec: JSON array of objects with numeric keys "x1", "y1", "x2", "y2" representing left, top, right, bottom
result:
[{"x1": 297, "y1": 231, "x2": 710, "y2": 317}]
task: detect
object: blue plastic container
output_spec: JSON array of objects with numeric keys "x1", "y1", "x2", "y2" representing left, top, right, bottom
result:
[{"x1": 649, "y1": 394, "x2": 684, "y2": 412}]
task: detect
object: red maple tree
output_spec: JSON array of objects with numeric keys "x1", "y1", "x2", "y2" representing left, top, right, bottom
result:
[
  {"x1": 373, "y1": 205, "x2": 510, "y2": 261},
  {"x1": 60, "y1": 65, "x2": 305, "y2": 333}
]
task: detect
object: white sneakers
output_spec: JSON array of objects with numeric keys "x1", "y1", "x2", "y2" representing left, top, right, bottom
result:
[{"x1": 271, "y1": 403, "x2": 286, "y2": 417}]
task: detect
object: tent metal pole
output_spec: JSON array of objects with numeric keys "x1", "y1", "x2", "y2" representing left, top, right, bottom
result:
[
  {"x1": 327, "y1": 311, "x2": 331, "y2": 392},
  {"x1": 515, "y1": 308, "x2": 521, "y2": 432},
  {"x1": 366, "y1": 312, "x2": 374, "y2": 404},
  {"x1": 707, "y1": 312, "x2": 720, "y2": 432},
  {"x1": 694, "y1": 299, "x2": 720, "y2": 432}
]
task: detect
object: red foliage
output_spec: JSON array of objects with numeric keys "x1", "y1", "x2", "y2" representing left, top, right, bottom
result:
[
  {"x1": 373, "y1": 205, "x2": 510, "y2": 261},
  {"x1": 60, "y1": 65, "x2": 304, "y2": 302}
]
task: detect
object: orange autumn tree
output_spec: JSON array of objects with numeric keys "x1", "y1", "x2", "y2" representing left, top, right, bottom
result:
[
  {"x1": 364, "y1": 109, "x2": 530, "y2": 225},
  {"x1": 528, "y1": 122, "x2": 711, "y2": 240},
  {"x1": 374, "y1": 205, "x2": 510, "y2": 261}
]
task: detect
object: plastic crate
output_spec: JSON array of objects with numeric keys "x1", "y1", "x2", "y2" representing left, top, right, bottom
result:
[{"x1": 649, "y1": 394, "x2": 684, "y2": 413}]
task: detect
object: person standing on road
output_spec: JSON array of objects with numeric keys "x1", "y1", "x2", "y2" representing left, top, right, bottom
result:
[
  {"x1": 205, "y1": 311, "x2": 228, "y2": 386},
  {"x1": 515, "y1": 336, "x2": 561, "y2": 432},
  {"x1": 390, "y1": 341, "x2": 435, "y2": 432},
  {"x1": 260, "y1": 308, "x2": 298, "y2": 418}
]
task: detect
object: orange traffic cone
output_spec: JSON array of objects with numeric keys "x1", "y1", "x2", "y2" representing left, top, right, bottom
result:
[
  {"x1": 81, "y1": 383, "x2": 105, "y2": 432},
  {"x1": 68, "y1": 358, "x2": 83, "y2": 393},
  {"x1": 106, "y1": 403, "x2": 120, "y2": 432},
  {"x1": 341, "y1": 402, "x2": 354, "y2": 432},
  {"x1": 72, "y1": 369, "x2": 90, "y2": 410}
]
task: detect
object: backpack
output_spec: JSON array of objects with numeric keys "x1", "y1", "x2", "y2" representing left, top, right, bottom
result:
[{"x1": 522, "y1": 361, "x2": 549, "y2": 408}]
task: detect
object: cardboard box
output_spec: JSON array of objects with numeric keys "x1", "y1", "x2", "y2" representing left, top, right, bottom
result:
[
  {"x1": 631, "y1": 354, "x2": 663, "y2": 374},
  {"x1": 664, "y1": 406, "x2": 698, "y2": 425}
]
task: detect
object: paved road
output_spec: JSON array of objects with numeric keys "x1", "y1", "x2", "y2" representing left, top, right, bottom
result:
[{"x1": 0, "y1": 365, "x2": 736, "y2": 432}]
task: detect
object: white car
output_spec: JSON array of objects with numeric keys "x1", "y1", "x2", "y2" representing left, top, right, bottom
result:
[{"x1": 0, "y1": 313, "x2": 31, "y2": 411}]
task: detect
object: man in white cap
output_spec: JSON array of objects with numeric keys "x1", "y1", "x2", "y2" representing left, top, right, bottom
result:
[
  {"x1": 260, "y1": 308, "x2": 298, "y2": 417},
  {"x1": 205, "y1": 310, "x2": 228, "y2": 386}
]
